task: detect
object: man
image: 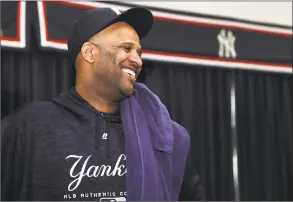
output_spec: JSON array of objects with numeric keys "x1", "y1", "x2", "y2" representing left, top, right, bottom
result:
[{"x1": 1, "y1": 7, "x2": 204, "y2": 201}]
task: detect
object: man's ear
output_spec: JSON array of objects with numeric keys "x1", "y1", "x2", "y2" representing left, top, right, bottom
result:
[{"x1": 81, "y1": 42, "x2": 96, "y2": 64}]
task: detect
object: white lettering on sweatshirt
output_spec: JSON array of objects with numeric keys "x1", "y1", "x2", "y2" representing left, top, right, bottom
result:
[{"x1": 65, "y1": 154, "x2": 126, "y2": 191}]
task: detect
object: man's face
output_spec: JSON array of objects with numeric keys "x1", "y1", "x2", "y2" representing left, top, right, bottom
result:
[{"x1": 89, "y1": 22, "x2": 143, "y2": 97}]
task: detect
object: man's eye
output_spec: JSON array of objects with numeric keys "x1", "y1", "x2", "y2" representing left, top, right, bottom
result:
[{"x1": 122, "y1": 46, "x2": 131, "y2": 52}]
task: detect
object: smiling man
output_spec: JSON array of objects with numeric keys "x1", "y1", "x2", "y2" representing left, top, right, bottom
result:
[
  {"x1": 73, "y1": 19, "x2": 144, "y2": 113},
  {"x1": 1, "y1": 7, "x2": 205, "y2": 201}
]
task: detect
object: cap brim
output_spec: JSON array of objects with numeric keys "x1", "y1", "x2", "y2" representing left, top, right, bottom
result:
[{"x1": 110, "y1": 7, "x2": 153, "y2": 39}]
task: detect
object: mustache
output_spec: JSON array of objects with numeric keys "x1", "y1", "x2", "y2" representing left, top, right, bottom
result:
[{"x1": 120, "y1": 62, "x2": 140, "y2": 70}]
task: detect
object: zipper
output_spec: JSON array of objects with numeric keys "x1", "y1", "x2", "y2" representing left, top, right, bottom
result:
[
  {"x1": 100, "y1": 112, "x2": 109, "y2": 135},
  {"x1": 94, "y1": 115, "x2": 99, "y2": 151}
]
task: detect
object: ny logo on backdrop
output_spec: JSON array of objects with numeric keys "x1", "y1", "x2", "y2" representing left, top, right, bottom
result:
[{"x1": 217, "y1": 29, "x2": 237, "y2": 58}]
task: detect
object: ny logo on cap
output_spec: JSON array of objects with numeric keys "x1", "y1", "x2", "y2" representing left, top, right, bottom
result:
[{"x1": 110, "y1": 7, "x2": 121, "y2": 15}]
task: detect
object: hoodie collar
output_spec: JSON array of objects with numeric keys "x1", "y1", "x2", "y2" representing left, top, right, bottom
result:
[{"x1": 68, "y1": 87, "x2": 121, "y2": 119}]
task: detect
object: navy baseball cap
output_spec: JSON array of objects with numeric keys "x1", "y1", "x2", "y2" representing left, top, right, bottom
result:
[{"x1": 67, "y1": 7, "x2": 153, "y2": 64}]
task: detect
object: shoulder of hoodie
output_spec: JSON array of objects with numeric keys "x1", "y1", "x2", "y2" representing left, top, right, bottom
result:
[
  {"x1": 2, "y1": 101, "x2": 60, "y2": 131},
  {"x1": 1, "y1": 101, "x2": 62, "y2": 144}
]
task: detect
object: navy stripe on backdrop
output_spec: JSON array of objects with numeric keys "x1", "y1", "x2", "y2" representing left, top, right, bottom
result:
[
  {"x1": 1, "y1": 1, "x2": 292, "y2": 73},
  {"x1": 36, "y1": 1, "x2": 293, "y2": 73},
  {"x1": 0, "y1": 1, "x2": 28, "y2": 50}
]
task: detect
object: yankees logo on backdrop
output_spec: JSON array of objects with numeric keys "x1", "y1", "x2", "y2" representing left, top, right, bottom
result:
[{"x1": 217, "y1": 29, "x2": 237, "y2": 58}]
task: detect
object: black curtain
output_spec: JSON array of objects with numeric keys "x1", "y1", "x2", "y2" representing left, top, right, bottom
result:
[
  {"x1": 1, "y1": 45, "x2": 74, "y2": 118},
  {"x1": 139, "y1": 62, "x2": 234, "y2": 200},
  {"x1": 235, "y1": 70, "x2": 293, "y2": 201}
]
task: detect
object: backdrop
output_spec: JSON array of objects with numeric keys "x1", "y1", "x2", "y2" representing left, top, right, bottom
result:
[{"x1": 1, "y1": 1, "x2": 292, "y2": 201}]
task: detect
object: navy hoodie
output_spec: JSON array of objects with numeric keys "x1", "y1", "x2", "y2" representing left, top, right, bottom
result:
[
  {"x1": 1, "y1": 85, "x2": 205, "y2": 201},
  {"x1": 2, "y1": 88, "x2": 128, "y2": 201}
]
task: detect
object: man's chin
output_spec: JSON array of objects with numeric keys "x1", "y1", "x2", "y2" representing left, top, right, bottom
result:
[
  {"x1": 124, "y1": 88, "x2": 134, "y2": 97},
  {"x1": 120, "y1": 85, "x2": 135, "y2": 98}
]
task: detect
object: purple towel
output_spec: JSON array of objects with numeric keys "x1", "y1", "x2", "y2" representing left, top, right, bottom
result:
[{"x1": 121, "y1": 82, "x2": 189, "y2": 201}]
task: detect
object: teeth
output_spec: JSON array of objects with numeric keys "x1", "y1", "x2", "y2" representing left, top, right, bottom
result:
[{"x1": 122, "y1": 69, "x2": 136, "y2": 78}]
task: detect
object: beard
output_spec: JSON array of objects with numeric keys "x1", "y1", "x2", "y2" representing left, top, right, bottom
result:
[
  {"x1": 94, "y1": 50, "x2": 137, "y2": 100},
  {"x1": 118, "y1": 64, "x2": 136, "y2": 98}
]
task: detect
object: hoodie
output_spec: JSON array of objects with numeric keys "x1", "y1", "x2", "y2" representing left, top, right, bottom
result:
[{"x1": 1, "y1": 83, "x2": 199, "y2": 201}]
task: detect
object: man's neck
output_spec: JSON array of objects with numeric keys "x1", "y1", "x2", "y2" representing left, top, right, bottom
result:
[{"x1": 75, "y1": 84, "x2": 120, "y2": 113}]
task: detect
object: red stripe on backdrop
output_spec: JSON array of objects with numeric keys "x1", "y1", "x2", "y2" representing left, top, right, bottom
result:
[
  {"x1": 53, "y1": 1, "x2": 292, "y2": 37},
  {"x1": 153, "y1": 16, "x2": 292, "y2": 37},
  {"x1": 143, "y1": 50, "x2": 292, "y2": 69}
]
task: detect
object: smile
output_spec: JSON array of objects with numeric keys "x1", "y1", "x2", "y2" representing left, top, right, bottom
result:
[{"x1": 122, "y1": 68, "x2": 136, "y2": 79}]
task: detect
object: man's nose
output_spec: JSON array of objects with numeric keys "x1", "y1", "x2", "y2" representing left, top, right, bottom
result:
[{"x1": 130, "y1": 52, "x2": 143, "y2": 68}]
